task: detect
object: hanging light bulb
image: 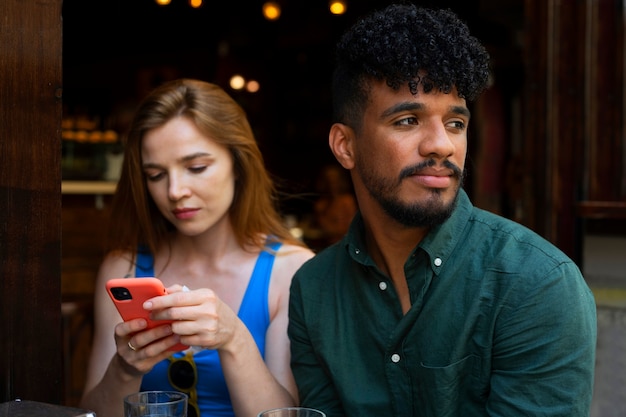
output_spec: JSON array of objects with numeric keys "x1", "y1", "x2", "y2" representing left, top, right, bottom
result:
[
  {"x1": 189, "y1": 0, "x2": 202, "y2": 8},
  {"x1": 262, "y1": 2, "x2": 281, "y2": 21},
  {"x1": 155, "y1": 0, "x2": 171, "y2": 5},
  {"x1": 246, "y1": 80, "x2": 260, "y2": 93},
  {"x1": 329, "y1": 0, "x2": 347, "y2": 15},
  {"x1": 230, "y1": 75, "x2": 246, "y2": 90}
]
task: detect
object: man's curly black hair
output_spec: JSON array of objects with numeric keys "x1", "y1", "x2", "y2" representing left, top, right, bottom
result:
[{"x1": 332, "y1": 3, "x2": 491, "y2": 129}]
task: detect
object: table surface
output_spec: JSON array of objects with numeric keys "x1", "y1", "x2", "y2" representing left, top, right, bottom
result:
[{"x1": 0, "y1": 400, "x2": 95, "y2": 417}]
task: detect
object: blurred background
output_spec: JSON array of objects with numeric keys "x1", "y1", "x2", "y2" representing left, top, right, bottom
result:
[
  {"x1": 61, "y1": 0, "x2": 525, "y2": 216},
  {"x1": 1, "y1": 0, "x2": 624, "y2": 414}
]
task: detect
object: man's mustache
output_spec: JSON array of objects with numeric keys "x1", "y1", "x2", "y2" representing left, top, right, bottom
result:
[{"x1": 399, "y1": 159, "x2": 463, "y2": 181}]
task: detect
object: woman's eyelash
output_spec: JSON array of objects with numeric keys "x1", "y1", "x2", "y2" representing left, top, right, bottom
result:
[
  {"x1": 146, "y1": 172, "x2": 164, "y2": 181},
  {"x1": 143, "y1": 163, "x2": 208, "y2": 180}
]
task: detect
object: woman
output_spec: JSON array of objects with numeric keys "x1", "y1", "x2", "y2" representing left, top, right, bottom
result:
[{"x1": 80, "y1": 79, "x2": 314, "y2": 417}]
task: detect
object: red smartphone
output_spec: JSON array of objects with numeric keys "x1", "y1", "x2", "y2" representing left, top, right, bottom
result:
[{"x1": 106, "y1": 277, "x2": 188, "y2": 351}]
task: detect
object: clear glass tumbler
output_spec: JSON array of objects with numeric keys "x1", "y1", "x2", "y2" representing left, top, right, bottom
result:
[
  {"x1": 257, "y1": 407, "x2": 326, "y2": 417},
  {"x1": 124, "y1": 391, "x2": 188, "y2": 417}
]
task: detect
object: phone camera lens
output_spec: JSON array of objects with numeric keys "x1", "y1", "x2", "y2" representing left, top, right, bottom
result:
[{"x1": 111, "y1": 287, "x2": 132, "y2": 300}]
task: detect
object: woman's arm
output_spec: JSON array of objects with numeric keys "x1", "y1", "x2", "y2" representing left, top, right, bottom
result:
[
  {"x1": 224, "y1": 246, "x2": 313, "y2": 415},
  {"x1": 80, "y1": 253, "x2": 181, "y2": 417},
  {"x1": 145, "y1": 245, "x2": 314, "y2": 417}
]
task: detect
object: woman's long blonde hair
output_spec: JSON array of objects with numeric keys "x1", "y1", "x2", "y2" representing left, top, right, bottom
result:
[{"x1": 106, "y1": 78, "x2": 302, "y2": 263}]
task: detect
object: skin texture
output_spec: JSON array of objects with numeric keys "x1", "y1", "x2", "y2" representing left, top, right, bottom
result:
[
  {"x1": 330, "y1": 80, "x2": 469, "y2": 313},
  {"x1": 81, "y1": 110, "x2": 314, "y2": 417}
]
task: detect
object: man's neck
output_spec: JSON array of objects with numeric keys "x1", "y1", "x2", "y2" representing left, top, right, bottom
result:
[{"x1": 361, "y1": 209, "x2": 429, "y2": 314}]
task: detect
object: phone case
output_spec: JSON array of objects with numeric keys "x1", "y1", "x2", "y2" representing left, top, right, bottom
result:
[{"x1": 106, "y1": 277, "x2": 188, "y2": 351}]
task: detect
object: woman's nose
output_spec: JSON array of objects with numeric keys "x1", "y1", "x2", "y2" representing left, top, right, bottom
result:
[{"x1": 168, "y1": 175, "x2": 191, "y2": 201}]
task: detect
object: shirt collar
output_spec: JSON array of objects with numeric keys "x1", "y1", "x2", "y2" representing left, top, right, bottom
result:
[{"x1": 343, "y1": 189, "x2": 473, "y2": 275}]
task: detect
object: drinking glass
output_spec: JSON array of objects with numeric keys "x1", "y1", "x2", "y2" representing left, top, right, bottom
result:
[
  {"x1": 257, "y1": 407, "x2": 326, "y2": 417},
  {"x1": 124, "y1": 391, "x2": 187, "y2": 417}
]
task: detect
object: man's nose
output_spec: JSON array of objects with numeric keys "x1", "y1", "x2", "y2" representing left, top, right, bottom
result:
[{"x1": 418, "y1": 122, "x2": 456, "y2": 158}]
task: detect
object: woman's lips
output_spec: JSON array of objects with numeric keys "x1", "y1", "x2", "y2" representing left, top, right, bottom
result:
[{"x1": 172, "y1": 208, "x2": 199, "y2": 220}]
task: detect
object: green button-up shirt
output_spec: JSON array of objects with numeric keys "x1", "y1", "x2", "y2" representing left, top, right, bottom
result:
[{"x1": 289, "y1": 189, "x2": 596, "y2": 417}]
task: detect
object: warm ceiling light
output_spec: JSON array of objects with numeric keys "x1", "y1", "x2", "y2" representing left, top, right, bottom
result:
[
  {"x1": 329, "y1": 0, "x2": 346, "y2": 15},
  {"x1": 189, "y1": 0, "x2": 202, "y2": 8},
  {"x1": 155, "y1": 0, "x2": 171, "y2": 5},
  {"x1": 230, "y1": 75, "x2": 246, "y2": 90},
  {"x1": 263, "y1": 2, "x2": 281, "y2": 21},
  {"x1": 246, "y1": 80, "x2": 260, "y2": 93}
]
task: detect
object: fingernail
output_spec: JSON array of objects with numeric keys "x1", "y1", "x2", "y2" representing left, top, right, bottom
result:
[{"x1": 143, "y1": 301, "x2": 153, "y2": 309}]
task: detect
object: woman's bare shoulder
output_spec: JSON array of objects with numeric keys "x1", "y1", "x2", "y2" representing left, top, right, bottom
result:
[
  {"x1": 267, "y1": 244, "x2": 315, "y2": 313},
  {"x1": 272, "y1": 243, "x2": 315, "y2": 279},
  {"x1": 96, "y1": 250, "x2": 137, "y2": 285}
]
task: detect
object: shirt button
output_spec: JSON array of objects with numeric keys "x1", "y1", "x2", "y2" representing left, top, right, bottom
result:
[
  {"x1": 391, "y1": 354, "x2": 401, "y2": 363},
  {"x1": 379, "y1": 281, "x2": 387, "y2": 291},
  {"x1": 434, "y1": 257, "x2": 442, "y2": 267}
]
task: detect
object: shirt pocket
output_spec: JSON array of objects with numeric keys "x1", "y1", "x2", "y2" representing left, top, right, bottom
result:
[{"x1": 415, "y1": 354, "x2": 485, "y2": 417}]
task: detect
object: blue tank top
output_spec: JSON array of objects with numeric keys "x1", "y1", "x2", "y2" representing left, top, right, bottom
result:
[{"x1": 137, "y1": 241, "x2": 282, "y2": 417}]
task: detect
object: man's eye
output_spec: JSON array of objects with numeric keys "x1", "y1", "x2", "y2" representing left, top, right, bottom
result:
[
  {"x1": 396, "y1": 117, "x2": 418, "y2": 126},
  {"x1": 449, "y1": 120, "x2": 466, "y2": 130}
]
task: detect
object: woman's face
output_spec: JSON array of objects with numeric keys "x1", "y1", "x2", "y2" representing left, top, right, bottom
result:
[{"x1": 141, "y1": 116, "x2": 235, "y2": 237}]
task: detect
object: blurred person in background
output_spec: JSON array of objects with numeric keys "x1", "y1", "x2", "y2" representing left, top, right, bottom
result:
[{"x1": 304, "y1": 164, "x2": 357, "y2": 250}]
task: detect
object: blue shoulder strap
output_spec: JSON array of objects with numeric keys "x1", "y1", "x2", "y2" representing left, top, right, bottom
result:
[
  {"x1": 236, "y1": 240, "x2": 282, "y2": 358},
  {"x1": 135, "y1": 247, "x2": 155, "y2": 277}
]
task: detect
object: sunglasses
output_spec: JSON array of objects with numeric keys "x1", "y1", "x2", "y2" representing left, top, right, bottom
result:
[{"x1": 168, "y1": 351, "x2": 200, "y2": 417}]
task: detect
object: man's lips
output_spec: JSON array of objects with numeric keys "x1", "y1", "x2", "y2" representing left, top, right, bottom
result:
[
  {"x1": 172, "y1": 207, "x2": 199, "y2": 220},
  {"x1": 412, "y1": 174, "x2": 453, "y2": 188},
  {"x1": 408, "y1": 169, "x2": 455, "y2": 188}
]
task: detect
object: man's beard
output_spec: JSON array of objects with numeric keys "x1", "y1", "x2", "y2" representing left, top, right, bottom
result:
[{"x1": 358, "y1": 158, "x2": 464, "y2": 228}]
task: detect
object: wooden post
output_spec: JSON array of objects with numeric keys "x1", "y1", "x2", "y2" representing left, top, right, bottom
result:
[{"x1": 0, "y1": 0, "x2": 63, "y2": 404}]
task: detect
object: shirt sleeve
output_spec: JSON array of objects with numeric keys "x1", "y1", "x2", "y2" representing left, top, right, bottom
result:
[{"x1": 487, "y1": 261, "x2": 597, "y2": 416}]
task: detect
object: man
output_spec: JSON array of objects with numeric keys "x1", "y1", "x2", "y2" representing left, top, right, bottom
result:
[{"x1": 288, "y1": 4, "x2": 597, "y2": 416}]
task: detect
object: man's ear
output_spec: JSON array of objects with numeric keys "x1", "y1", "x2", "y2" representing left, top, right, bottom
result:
[{"x1": 329, "y1": 123, "x2": 355, "y2": 169}]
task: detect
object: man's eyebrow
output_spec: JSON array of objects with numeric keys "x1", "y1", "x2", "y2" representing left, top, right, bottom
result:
[
  {"x1": 380, "y1": 102, "x2": 471, "y2": 119},
  {"x1": 380, "y1": 101, "x2": 424, "y2": 119},
  {"x1": 451, "y1": 105, "x2": 471, "y2": 118}
]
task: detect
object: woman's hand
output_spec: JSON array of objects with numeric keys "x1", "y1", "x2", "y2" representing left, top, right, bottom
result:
[
  {"x1": 143, "y1": 285, "x2": 243, "y2": 352},
  {"x1": 113, "y1": 317, "x2": 183, "y2": 378}
]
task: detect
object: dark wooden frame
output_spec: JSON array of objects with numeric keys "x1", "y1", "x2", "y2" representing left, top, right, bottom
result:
[
  {"x1": 0, "y1": 0, "x2": 63, "y2": 404},
  {"x1": 523, "y1": 0, "x2": 625, "y2": 263}
]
